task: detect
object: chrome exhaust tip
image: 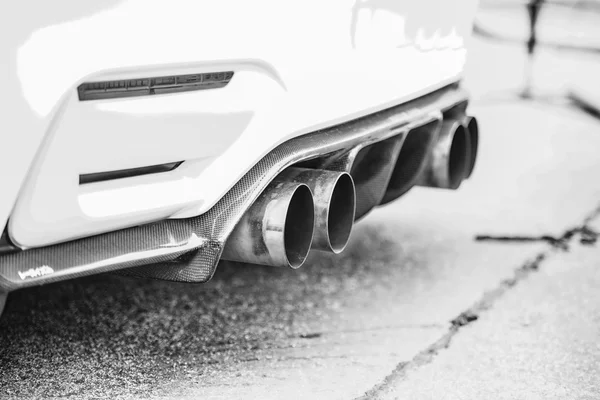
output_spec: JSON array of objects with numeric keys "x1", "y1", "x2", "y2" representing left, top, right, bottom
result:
[
  {"x1": 324, "y1": 173, "x2": 356, "y2": 253},
  {"x1": 222, "y1": 181, "x2": 315, "y2": 268},
  {"x1": 280, "y1": 168, "x2": 356, "y2": 254},
  {"x1": 463, "y1": 116, "x2": 479, "y2": 179},
  {"x1": 417, "y1": 120, "x2": 470, "y2": 190}
]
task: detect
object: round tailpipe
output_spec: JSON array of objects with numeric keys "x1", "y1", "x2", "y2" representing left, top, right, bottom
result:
[
  {"x1": 279, "y1": 168, "x2": 356, "y2": 254},
  {"x1": 463, "y1": 116, "x2": 479, "y2": 179},
  {"x1": 221, "y1": 181, "x2": 315, "y2": 268},
  {"x1": 417, "y1": 120, "x2": 470, "y2": 190}
]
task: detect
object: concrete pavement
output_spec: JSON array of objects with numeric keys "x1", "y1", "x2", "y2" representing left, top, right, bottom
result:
[{"x1": 374, "y1": 232, "x2": 600, "y2": 400}]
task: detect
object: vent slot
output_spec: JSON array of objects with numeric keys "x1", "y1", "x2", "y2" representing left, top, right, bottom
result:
[
  {"x1": 0, "y1": 228, "x2": 19, "y2": 254},
  {"x1": 78, "y1": 71, "x2": 234, "y2": 101},
  {"x1": 79, "y1": 161, "x2": 183, "y2": 185}
]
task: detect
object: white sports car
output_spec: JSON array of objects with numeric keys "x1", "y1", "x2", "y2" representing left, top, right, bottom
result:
[{"x1": 0, "y1": 0, "x2": 480, "y2": 315}]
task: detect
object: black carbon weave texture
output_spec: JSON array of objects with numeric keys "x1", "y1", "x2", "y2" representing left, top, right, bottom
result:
[{"x1": 0, "y1": 219, "x2": 194, "y2": 291}]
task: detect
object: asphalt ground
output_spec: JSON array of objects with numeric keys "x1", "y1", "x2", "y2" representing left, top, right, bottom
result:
[{"x1": 3, "y1": 16, "x2": 600, "y2": 400}]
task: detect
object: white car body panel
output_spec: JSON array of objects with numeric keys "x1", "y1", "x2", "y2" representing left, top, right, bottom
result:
[{"x1": 1, "y1": 0, "x2": 478, "y2": 248}]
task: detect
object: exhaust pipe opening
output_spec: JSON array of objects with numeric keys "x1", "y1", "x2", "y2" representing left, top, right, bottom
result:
[
  {"x1": 284, "y1": 185, "x2": 315, "y2": 268},
  {"x1": 327, "y1": 173, "x2": 356, "y2": 253},
  {"x1": 448, "y1": 123, "x2": 470, "y2": 189},
  {"x1": 280, "y1": 168, "x2": 356, "y2": 254},
  {"x1": 222, "y1": 181, "x2": 315, "y2": 268},
  {"x1": 417, "y1": 120, "x2": 470, "y2": 190},
  {"x1": 464, "y1": 116, "x2": 479, "y2": 179}
]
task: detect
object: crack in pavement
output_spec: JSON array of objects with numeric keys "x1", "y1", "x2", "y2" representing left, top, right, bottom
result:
[
  {"x1": 358, "y1": 204, "x2": 600, "y2": 399},
  {"x1": 475, "y1": 226, "x2": 599, "y2": 250},
  {"x1": 295, "y1": 324, "x2": 445, "y2": 339}
]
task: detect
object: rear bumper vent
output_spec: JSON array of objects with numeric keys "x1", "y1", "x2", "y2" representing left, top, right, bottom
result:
[
  {"x1": 77, "y1": 71, "x2": 234, "y2": 101},
  {"x1": 79, "y1": 161, "x2": 183, "y2": 185},
  {"x1": 0, "y1": 228, "x2": 18, "y2": 254}
]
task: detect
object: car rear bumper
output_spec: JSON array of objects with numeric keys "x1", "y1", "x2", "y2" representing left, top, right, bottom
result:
[
  {"x1": 2, "y1": 0, "x2": 478, "y2": 249},
  {"x1": 0, "y1": 82, "x2": 472, "y2": 292}
]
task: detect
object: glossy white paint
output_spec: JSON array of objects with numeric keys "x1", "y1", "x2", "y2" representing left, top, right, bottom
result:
[{"x1": 2, "y1": 0, "x2": 479, "y2": 248}]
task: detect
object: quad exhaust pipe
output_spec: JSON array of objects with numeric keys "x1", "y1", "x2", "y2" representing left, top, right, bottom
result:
[
  {"x1": 417, "y1": 116, "x2": 478, "y2": 190},
  {"x1": 222, "y1": 168, "x2": 356, "y2": 268},
  {"x1": 223, "y1": 114, "x2": 476, "y2": 268}
]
